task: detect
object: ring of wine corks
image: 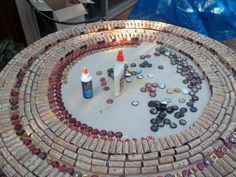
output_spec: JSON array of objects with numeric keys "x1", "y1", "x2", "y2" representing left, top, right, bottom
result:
[{"x1": 0, "y1": 20, "x2": 235, "y2": 177}]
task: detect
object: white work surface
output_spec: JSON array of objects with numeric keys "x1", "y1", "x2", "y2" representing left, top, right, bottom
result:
[{"x1": 62, "y1": 42, "x2": 210, "y2": 138}]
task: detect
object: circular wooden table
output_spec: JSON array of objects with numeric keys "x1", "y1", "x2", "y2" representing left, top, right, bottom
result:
[{"x1": 0, "y1": 20, "x2": 236, "y2": 177}]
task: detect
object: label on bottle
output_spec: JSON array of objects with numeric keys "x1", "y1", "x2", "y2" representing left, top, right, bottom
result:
[
  {"x1": 82, "y1": 80, "x2": 93, "y2": 98},
  {"x1": 120, "y1": 74, "x2": 124, "y2": 92}
]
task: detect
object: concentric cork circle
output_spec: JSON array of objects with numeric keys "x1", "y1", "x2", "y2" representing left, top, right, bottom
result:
[{"x1": 0, "y1": 20, "x2": 236, "y2": 177}]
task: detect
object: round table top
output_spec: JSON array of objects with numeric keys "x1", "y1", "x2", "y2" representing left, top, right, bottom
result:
[
  {"x1": 62, "y1": 42, "x2": 210, "y2": 138},
  {"x1": 0, "y1": 20, "x2": 236, "y2": 177}
]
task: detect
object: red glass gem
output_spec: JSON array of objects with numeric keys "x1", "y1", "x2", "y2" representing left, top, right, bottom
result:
[
  {"x1": 23, "y1": 139, "x2": 32, "y2": 146},
  {"x1": 107, "y1": 131, "x2": 114, "y2": 137},
  {"x1": 196, "y1": 162, "x2": 206, "y2": 171},
  {"x1": 190, "y1": 167, "x2": 198, "y2": 174},
  {"x1": 182, "y1": 169, "x2": 190, "y2": 177},
  {"x1": 103, "y1": 86, "x2": 110, "y2": 91},
  {"x1": 99, "y1": 130, "x2": 107, "y2": 136},
  {"x1": 140, "y1": 87, "x2": 147, "y2": 93},
  {"x1": 11, "y1": 114, "x2": 19, "y2": 121},
  {"x1": 225, "y1": 142, "x2": 234, "y2": 150},
  {"x1": 80, "y1": 124, "x2": 87, "y2": 130},
  {"x1": 29, "y1": 144, "x2": 36, "y2": 151},
  {"x1": 32, "y1": 148, "x2": 41, "y2": 155},
  {"x1": 65, "y1": 167, "x2": 75, "y2": 175},
  {"x1": 146, "y1": 54, "x2": 151, "y2": 58},
  {"x1": 215, "y1": 149, "x2": 224, "y2": 158},
  {"x1": 106, "y1": 99, "x2": 114, "y2": 104},
  {"x1": 69, "y1": 118, "x2": 76, "y2": 124},
  {"x1": 58, "y1": 164, "x2": 67, "y2": 172},
  {"x1": 115, "y1": 132, "x2": 123, "y2": 138},
  {"x1": 92, "y1": 129, "x2": 99, "y2": 135},
  {"x1": 51, "y1": 161, "x2": 60, "y2": 168},
  {"x1": 12, "y1": 119, "x2": 20, "y2": 125},
  {"x1": 86, "y1": 126, "x2": 93, "y2": 132},
  {"x1": 14, "y1": 124, "x2": 22, "y2": 130},
  {"x1": 74, "y1": 121, "x2": 81, "y2": 127}
]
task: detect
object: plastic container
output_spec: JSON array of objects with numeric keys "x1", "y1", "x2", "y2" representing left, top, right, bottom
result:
[
  {"x1": 81, "y1": 67, "x2": 93, "y2": 99},
  {"x1": 114, "y1": 50, "x2": 125, "y2": 97}
]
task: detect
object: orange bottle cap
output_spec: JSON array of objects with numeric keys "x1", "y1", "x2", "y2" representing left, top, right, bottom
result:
[
  {"x1": 83, "y1": 67, "x2": 88, "y2": 75},
  {"x1": 117, "y1": 50, "x2": 124, "y2": 62}
]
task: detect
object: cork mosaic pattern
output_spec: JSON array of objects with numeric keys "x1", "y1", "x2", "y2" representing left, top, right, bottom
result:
[{"x1": 0, "y1": 20, "x2": 236, "y2": 177}]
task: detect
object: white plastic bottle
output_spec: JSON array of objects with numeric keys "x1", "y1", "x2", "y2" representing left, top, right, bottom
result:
[
  {"x1": 114, "y1": 50, "x2": 125, "y2": 96},
  {"x1": 81, "y1": 67, "x2": 93, "y2": 99}
]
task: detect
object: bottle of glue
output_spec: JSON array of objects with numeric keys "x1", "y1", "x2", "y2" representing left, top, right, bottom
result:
[
  {"x1": 114, "y1": 50, "x2": 125, "y2": 96},
  {"x1": 81, "y1": 67, "x2": 93, "y2": 99}
]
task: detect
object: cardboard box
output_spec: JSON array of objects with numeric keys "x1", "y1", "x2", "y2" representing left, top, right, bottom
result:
[{"x1": 30, "y1": 0, "x2": 93, "y2": 31}]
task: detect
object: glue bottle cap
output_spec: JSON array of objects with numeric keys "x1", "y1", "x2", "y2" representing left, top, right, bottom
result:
[
  {"x1": 117, "y1": 50, "x2": 124, "y2": 62},
  {"x1": 83, "y1": 67, "x2": 89, "y2": 75}
]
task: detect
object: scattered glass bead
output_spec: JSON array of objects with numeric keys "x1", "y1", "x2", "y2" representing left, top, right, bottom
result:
[
  {"x1": 130, "y1": 63, "x2": 137, "y2": 67},
  {"x1": 170, "y1": 122, "x2": 177, "y2": 129},
  {"x1": 139, "y1": 63, "x2": 146, "y2": 68},
  {"x1": 164, "y1": 118, "x2": 171, "y2": 125},
  {"x1": 106, "y1": 99, "x2": 114, "y2": 104},
  {"x1": 96, "y1": 70, "x2": 103, "y2": 76},
  {"x1": 179, "y1": 119, "x2": 187, "y2": 125},
  {"x1": 152, "y1": 82, "x2": 159, "y2": 88},
  {"x1": 147, "y1": 73, "x2": 154, "y2": 78},
  {"x1": 174, "y1": 88, "x2": 181, "y2": 93},
  {"x1": 100, "y1": 77, "x2": 106, "y2": 82},
  {"x1": 174, "y1": 112, "x2": 183, "y2": 119},
  {"x1": 149, "y1": 92, "x2": 156, "y2": 97},
  {"x1": 182, "y1": 89, "x2": 189, "y2": 95},
  {"x1": 137, "y1": 74, "x2": 144, "y2": 79},
  {"x1": 229, "y1": 136, "x2": 236, "y2": 144},
  {"x1": 186, "y1": 101, "x2": 194, "y2": 107},
  {"x1": 196, "y1": 85, "x2": 202, "y2": 90},
  {"x1": 189, "y1": 91, "x2": 195, "y2": 96},
  {"x1": 203, "y1": 158, "x2": 212, "y2": 166},
  {"x1": 140, "y1": 55, "x2": 146, "y2": 59},
  {"x1": 146, "y1": 54, "x2": 151, "y2": 58},
  {"x1": 135, "y1": 69, "x2": 142, "y2": 74},
  {"x1": 190, "y1": 107, "x2": 197, "y2": 112},
  {"x1": 180, "y1": 107, "x2": 188, "y2": 113},
  {"x1": 150, "y1": 118, "x2": 158, "y2": 124},
  {"x1": 161, "y1": 100, "x2": 168, "y2": 105},
  {"x1": 103, "y1": 86, "x2": 110, "y2": 91},
  {"x1": 131, "y1": 100, "x2": 139, "y2": 106},
  {"x1": 178, "y1": 98, "x2": 186, "y2": 103},
  {"x1": 150, "y1": 87, "x2": 157, "y2": 92},
  {"x1": 73, "y1": 171, "x2": 82, "y2": 177},
  {"x1": 164, "y1": 51, "x2": 170, "y2": 56},
  {"x1": 165, "y1": 97, "x2": 172, "y2": 103},
  {"x1": 158, "y1": 65, "x2": 164, "y2": 69},
  {"x1": 154, "y1": 52, "x2": 160, "y2": 57},
  {"x1": 150, "y1": 125, "x2": 159, "y2": 132},
  {"x1": 145, "y1": 83, "x2": 152, "y2": 88},
  {"x1": 192, "y1": 95, "x2": 199, "y2": 101},
  {"x1": 166, "y1": 88, "x2": 174, "y2": 94},
  {"x1": 148, "y1": 100, "x2": 158, "y2": 107},
  {"x1": 125, "y1": 72, "x2": 131, "y2": 77},
  {"x1": 125, "y1": 77, "x2": 132, "y2": 83},
  {"x1": 131, "y1": 71, "x2": 136, "y2": 76},
  {"x1": 159, "y1": 83, "x2": 166, "y2": 89},
  {"x1": 140, "y1": 87, "x2": 147, "y2": 93}
]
